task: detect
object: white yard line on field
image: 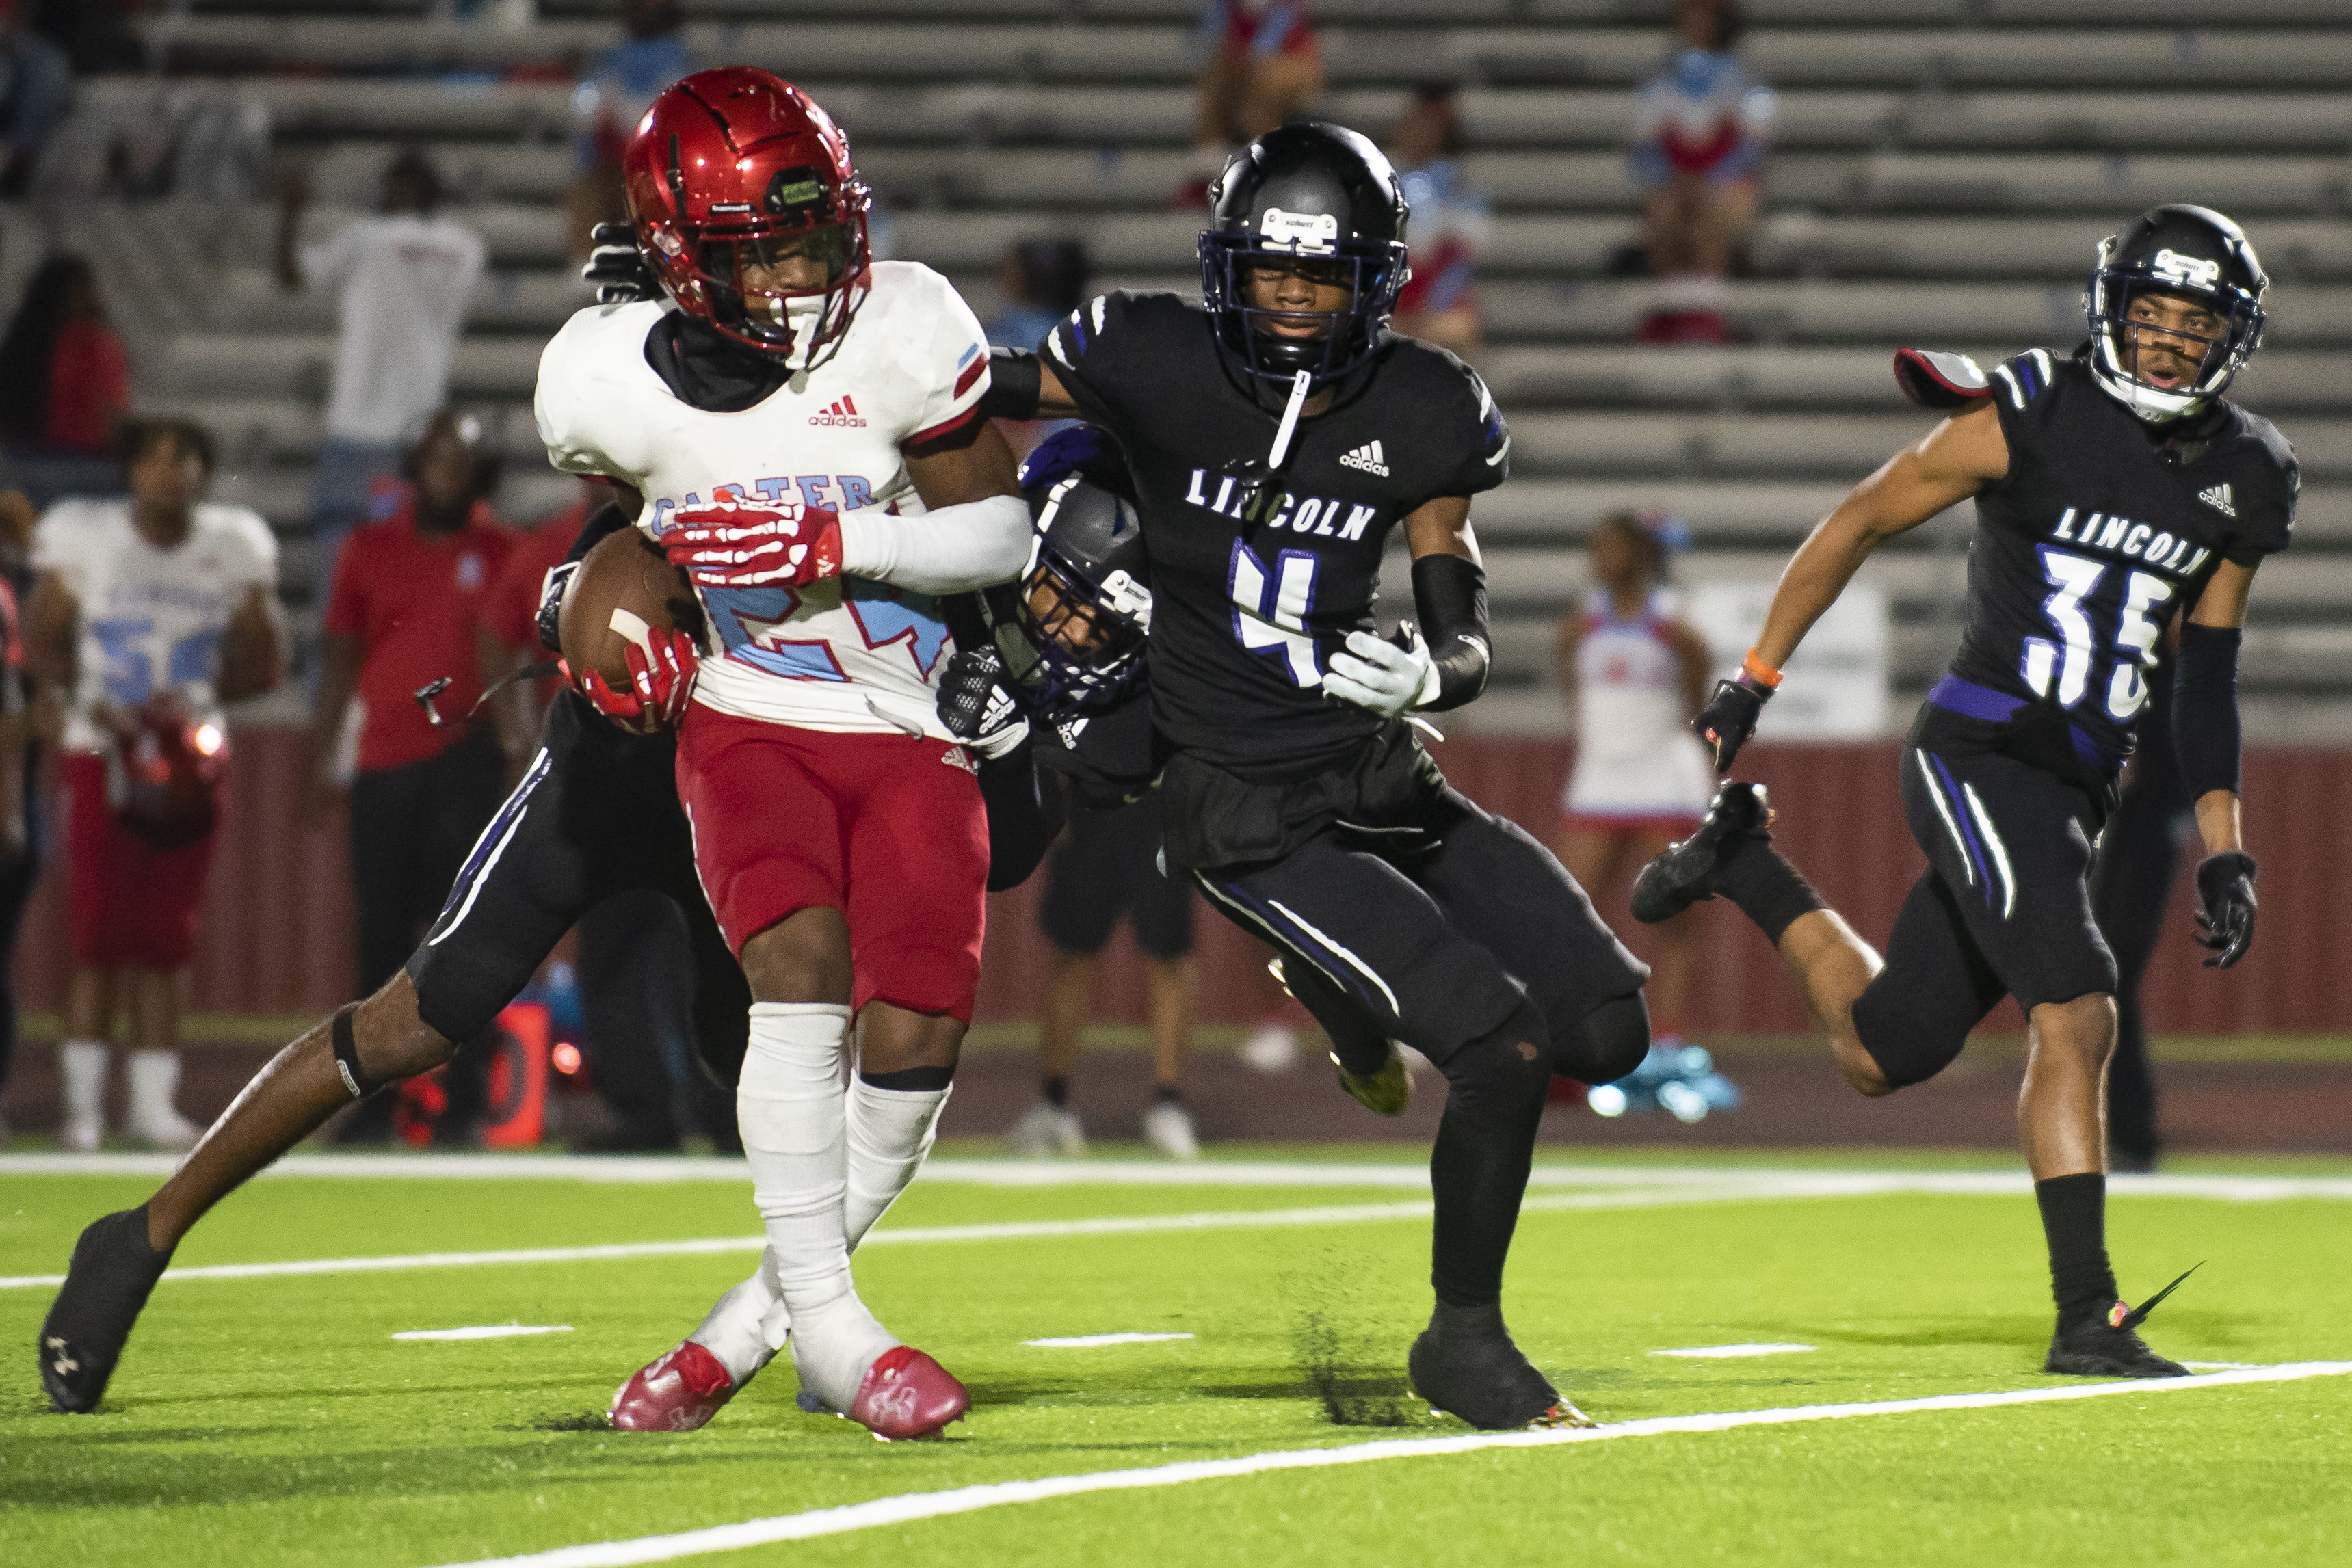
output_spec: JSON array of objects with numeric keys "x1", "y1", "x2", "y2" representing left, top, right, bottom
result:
[
  {"x1": 393, "y1": 1325, "x2": 574, "y2": 1342},
  {"x1": 0, "y1": 1187, "x2": 1765, "y2": 1291},
  {"x1": 1025, "y1": 1332, "x2": 1195, "y2": 1348},
  {"x1": 1651, "y1": 1344, "x2": 1816, "y2": 1359},
  {"x1": 8, "y1": 1151, "x2": 2352, "y2": 1204},
  {"x1": 422, "y1": 1361, "x2": 2352, "y2": 1568}
]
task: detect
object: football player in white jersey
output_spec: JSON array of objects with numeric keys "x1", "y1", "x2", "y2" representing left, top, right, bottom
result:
[
  {"x1": 534, "y1": 68, "x2": 1029, "y2": 1440},
  {"x1": 24, "y1": 419, "x2": 287, "y2": 1150}
]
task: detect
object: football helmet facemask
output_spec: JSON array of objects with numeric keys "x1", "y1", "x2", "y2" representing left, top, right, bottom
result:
[
  {"x1": 1198, "y1": 122, "x2": 1410, "y2": 401},
  {"x1": 623, "y1": 67, "x2": 871, "y2": 364},
  {"x1": 2085, "y1": 204, "x2": 2267, "y2": 424}
]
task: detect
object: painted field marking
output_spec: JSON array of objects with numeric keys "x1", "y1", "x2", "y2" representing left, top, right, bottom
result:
[
  {"x1": 8, "y1": 1152, "x2": 2352, "y2": 1204},
  {"x1": 0, "y1": 1188, "x2": 1754, "y2": 1291},
  {"x1": 1025, "y1": 1333, "x2": 1194, "y2": 1348},
  {"x1": 2184, "y1": 1360, "x2": 2260, "y2": 1370},
  {"x1": 423, "y1": 1361, "x2": 2352, "y2": 1568},
  {"x1": 393, "y1": 1325, "x2": 574, "y2": 1342},
  {"x1": 1651, "y1": 1343, "x2": 1816, "y2": 1359}
]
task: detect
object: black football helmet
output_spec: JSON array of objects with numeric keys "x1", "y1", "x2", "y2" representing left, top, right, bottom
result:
[
  {"x1": 2085, "y1": 204, "x2": 2267, "y2": 423},
  {"x1": 984, "y1": 426, "x2": 1152, "y2": 710},
  {"x1": 1198, "y1": 123, "x2": 1410, "y2": 399}
]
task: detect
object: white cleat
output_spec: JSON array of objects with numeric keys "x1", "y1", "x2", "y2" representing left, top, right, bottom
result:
[
  {"x1": 1141, "y1": 1101, "x2": 1199, "y2": 1161},
  {"x1": 1006, "y1": 1100, "x2": 1087, "y2": 1158},
  {"x1": 61, "y1": 1114, "x2": 103, "y2": 1154},
  {"x1": 1237, "y1": 1022, "x2": 1299, "y2": 1074},
  {"x1": 127, "y1": 1108, "x2": 203, "y2": 1152}
]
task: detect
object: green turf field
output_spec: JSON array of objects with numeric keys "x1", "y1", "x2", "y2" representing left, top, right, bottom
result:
[{"x1": 3, "y1": 1153, "x2": 2348, "y2": 1566}]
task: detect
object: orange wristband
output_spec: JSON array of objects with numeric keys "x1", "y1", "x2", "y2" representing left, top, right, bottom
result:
[{"x1": 1741, "y1": 648, "x2": 1785, "y2": 689}]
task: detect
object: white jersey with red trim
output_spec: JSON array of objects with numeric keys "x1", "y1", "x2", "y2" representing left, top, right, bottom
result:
[
  {"x1": 533, "y1": 259, "x2": 992, "y2": 739},
  {"x1": 1563, "y1": 586, "x2": 1715, "y2": 822}
]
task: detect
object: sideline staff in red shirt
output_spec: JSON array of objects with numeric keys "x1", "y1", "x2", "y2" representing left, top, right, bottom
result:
[{"x1": 306, "y1": 410, "x2": 512, "y2": 1140}]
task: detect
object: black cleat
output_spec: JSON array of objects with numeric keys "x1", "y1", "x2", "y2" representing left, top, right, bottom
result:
[
  {"x1": 38, "y1": 1205, "x2": 174, "y2": 1413},
  {"x1": 1406, "y1": 1301, "x2": 1594, "y2": 1431},
  {"x1": 2045, "y1": 1266, "x2": 2199, "y2": 1379},
  {"x1": 1630, "y1": 782, "x2": 1773, "y2": 925}
]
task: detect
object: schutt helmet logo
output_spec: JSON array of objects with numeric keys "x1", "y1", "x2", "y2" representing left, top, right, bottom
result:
[{"x1": 2150, "y1": 248, "x2": 2221, "y2": 290}]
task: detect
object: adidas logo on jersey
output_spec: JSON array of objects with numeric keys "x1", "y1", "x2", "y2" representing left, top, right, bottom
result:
[
  {"x1": 1338, "y1": 440, "x2": 1390, "y2": 477},
  {"x1": 2199, "y1": 483, "x2": 2236, "y2": 518},
  {"x1": 808, "y1": 395, "x2": 867, "y2": 428}
]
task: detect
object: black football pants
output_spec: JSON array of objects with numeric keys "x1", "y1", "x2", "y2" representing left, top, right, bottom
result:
[
  {"x1": 405, "y1": 691, "x2": 751, "y2": 1106},
  {"x1": 1192, "y1": 790, "x2": 1648, "y2": 1306}
]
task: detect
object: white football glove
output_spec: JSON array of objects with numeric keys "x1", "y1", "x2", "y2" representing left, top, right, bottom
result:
[{"x1": 1321, "y1": 626, "x2": 1439, "y2": 720}]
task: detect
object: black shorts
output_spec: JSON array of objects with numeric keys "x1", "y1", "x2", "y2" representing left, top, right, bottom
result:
[
  {"x1": 1038, "y1": 793, "x2": 1193, "y2": 960},
  {"x1": 404, "y1": 691, "x2": 751, "y2": 1087}
]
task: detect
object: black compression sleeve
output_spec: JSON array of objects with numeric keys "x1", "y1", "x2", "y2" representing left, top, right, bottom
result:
[
  {"x1": 2172, "y1": 623, "x2": 2243, "y2": 799},
  {"x1": 1410, "y1": 553, "x2": 1492, "y2": 713},
  {"x1": 562, "y1": 501, "x2": 631, "y2": 567},
  {"x1": 977, "y1": 348, "x2": 1044, "y2": 422}
]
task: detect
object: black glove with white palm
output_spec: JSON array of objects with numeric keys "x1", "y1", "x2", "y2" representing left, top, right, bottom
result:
[
  {"x1": 581, "y1": 221, "x2": 660, "y2": 304},
  {"x1": 936, "y1": 646, "x2": 1031, "y2": 761}
]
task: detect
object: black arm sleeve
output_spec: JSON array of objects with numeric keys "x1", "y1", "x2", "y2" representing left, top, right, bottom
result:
[
  {"x1": 2172, "y1": 622, "x2": 2243, "y2": 799},
  {"x1": 977, "y1": 738, "x2": 1065, "y2": 892},
  {"x1": 977, "y1": 348, "x2": 1044, "y2": 422},
  {"x1": 1410, "y1": 552, "x2": 1492, "y2": 713},
  {"x1": 562, "y1": 501, "x2": 632, "y2": 566}
]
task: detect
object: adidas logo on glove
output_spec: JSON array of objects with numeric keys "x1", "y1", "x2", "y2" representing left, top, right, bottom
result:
[
  {"x1": 1338, "y1": 440, "x2": 1390, "y2": 477},
  {"x1": 808, "y1": 395, "x2": 868, "y2": 428},
  {"x1": 2199, "y1": 483, "x2": 2235, "y2": 518}
]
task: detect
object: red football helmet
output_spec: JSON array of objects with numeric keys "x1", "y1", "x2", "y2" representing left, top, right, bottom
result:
[{"x1": 622, "y1": 67, "x2": 871, "y2": 361}]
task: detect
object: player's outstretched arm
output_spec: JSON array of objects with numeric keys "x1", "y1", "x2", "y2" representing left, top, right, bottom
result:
[
  {"x1": 2178, "y1": 558, "x2": 2261, "y2": 967},
  {"x1": 1697, "y1": 400, "x2": 2009, "y2": 770}
]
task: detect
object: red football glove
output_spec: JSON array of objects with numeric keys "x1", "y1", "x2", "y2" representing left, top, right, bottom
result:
[
  {"x1": 662, "y1": 498, "x2": 844, "y2": 589},
  {"x1": 574, "y1": 626, "x2": 700, "y2": 734}
]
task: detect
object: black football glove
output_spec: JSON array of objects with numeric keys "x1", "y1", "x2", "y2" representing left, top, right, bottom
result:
[
  {"x1": 534, "y1": 559, "x2": 579, "y2": 655},
  {"x1": 2191, "y1": 850, "x2": 2257, "y2": 968},
  {"x1": 1693, "y1": 674, "x2": 1773, "y2": 772},
  {"x1": 936, "y1": 646, "x2": 1029, "y2": 760},
  {"x1": 582, "y1": 221, "x2": 660, "y2": 304}
]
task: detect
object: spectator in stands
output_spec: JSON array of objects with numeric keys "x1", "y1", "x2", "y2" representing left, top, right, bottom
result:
[
  {"x1": 1628, "y1": 0, "x2": 1773, "y2": 344},
  {"x1": 987, "y1": 239, "x2": 1092, "y2": 354},
  {"x1": 1387, "y1": 84, "x2": 1490, "y2": 356},
  {"x1": 567, "y1": 0, "x2": 691, "y2": 264},
  {"x1": 276, "y1": 147, "x2": 486, "y2": 620},
  {"x1": 0, "y1": 255, "x2": 132, "y2": 508},
  {"x1": 308, "y1": 410, "x2": 511, "y2": 1145},
  {"x1": 0, "y1": 488, "x2": 33, "y2": 1141},
  {"x1": 27, "y1": 418, "x2": 287, "y2": 1151},
  {"x1": 1010, "y1": 793, "x2": 1202, "y2": 1162},
  {"x1": 479, "y1": 481, "x2": 736, "y2": 1153},
  {"x1": 0, "y1": 3, "x2": 73, "y2": 198},
  {"x1": 1182, "y1": 1, "x2": 1323, "y2": 205}
]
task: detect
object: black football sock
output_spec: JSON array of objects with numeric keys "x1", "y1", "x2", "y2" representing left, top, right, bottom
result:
[
  {"x1": 2035, "y1": 1173, "x2": 2119, "y2": 1322},
  {"x1": 1151, "y1": 1082, "x2": 1184, "y2": 1104},
  {"x1": 1713, "y1": 837, "x2": 1827, "y2": 946},
  {"x1": 1042, "y1": 1074, "x2": 1070, "y2": 1108},
  {"x1": 1428, "y1": 1000, "x2": 1552, "y2": 1309}
]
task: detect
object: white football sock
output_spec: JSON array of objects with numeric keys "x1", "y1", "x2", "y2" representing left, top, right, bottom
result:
[
  {"x1": 737, "y1": 1002, "x2": 895, "y2": 1412},
  {"x1": 685, "y1": 1250, "x2": 791, "y2": 1386},
  {"x1": 61, "y1": 1040, "x2": 108, "y2": 1129},
  {"x1": 845, "y1": 1078, "x2": 951, "y2": 1245}
]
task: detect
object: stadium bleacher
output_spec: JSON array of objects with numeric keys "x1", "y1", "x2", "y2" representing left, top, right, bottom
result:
[{"x1": 14, "y1": 0, "x2": 2352, "y2": 736}]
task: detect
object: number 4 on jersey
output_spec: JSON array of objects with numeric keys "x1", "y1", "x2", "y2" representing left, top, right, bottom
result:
[{"x1": 1229, "y1": 540, "x2": 1321, "y2": 687}]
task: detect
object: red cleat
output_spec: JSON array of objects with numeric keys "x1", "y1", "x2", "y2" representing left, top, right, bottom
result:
[
  {"x1": 609, "y1": 1340, "x2": 736, "y2": 1432},
  {"x1": 847, "y1": 1346, "x2": 969, "y2": 1440}
]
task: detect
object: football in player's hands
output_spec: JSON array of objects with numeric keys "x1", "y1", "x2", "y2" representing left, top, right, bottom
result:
[
  {"x1": 1693, "y1": 676, "x2": 1769, "y2": 772},
  {"x1": 578, "y1": 626, "x2": 700, "y2": 735},
  {"x1": 583, "y1": 221, "x2": 659, "y2": 305},
  {"x1": 936, "y1": 646, "x2": 1030, "y2": 760},
  {"x1": 2191, "y1": 850, "x2": 2258, "y2": 968},
  {"x1": 662, "y1": 499, "x2": 845, "y2": 589},
  {"x1": 1321, "y1": 625, "x2": 1438, "y2": 720}
]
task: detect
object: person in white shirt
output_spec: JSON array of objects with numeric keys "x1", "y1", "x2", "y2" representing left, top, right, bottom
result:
[
  {"x1": 275, "y1": 148, "x2": 485, "y2": 610},
  {"x1": 23, "y1": 420, "x2": 288, "y2": 1150}
]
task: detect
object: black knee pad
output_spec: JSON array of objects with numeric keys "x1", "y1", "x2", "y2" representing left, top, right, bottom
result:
[
  {"x1": 1850, "y1": 974, "x2": 1968, "y2": 1089},
  {"x1": 1561, "y1": 991, "x2": 1650, "y2": 1086}
]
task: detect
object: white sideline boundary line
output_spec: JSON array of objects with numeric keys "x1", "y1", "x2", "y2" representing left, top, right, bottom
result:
[
  {"x1": 425, "y1": 1362, "x2": 2352, "y2": 1568},
  {"x1": 0, "y1": 1187, "x2": 1771, "y2": 1291},
  {"x1": 8, "y1": 1151, "x2": 2352, "y2": 1204}
]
